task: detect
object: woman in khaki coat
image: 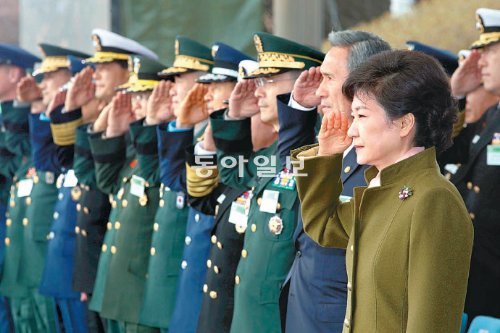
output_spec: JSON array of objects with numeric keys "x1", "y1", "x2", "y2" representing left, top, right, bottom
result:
[{"x1": 292, "y1": 50, "x2": 473, "y2": 332}]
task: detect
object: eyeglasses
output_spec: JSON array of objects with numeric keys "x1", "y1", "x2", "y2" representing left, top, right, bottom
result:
[
  {"x1": 132, "y1": 92, "x2": 151, "y2": 101},
  {"x1": 254, "y1": 77, "x2": 295, "y2": 87}
]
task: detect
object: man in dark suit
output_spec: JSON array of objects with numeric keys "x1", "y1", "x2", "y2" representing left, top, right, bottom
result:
[
  {"x1": 280, "y1": 30, "x2": 390, "y2": 333},
  {"x1": 442, "y1": 7, "x2": 500, "y2": 324}
]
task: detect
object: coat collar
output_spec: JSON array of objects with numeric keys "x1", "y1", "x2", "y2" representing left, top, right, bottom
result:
[{"x1": 364, "y1": 147, "x2": 438, "y2": 186}]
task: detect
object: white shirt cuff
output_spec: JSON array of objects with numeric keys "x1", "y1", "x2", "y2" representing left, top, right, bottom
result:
[
  {"x1": 194, "y1": 141, "x2": 216, "y2": 155},
  {"x1": 288, "y1": 94, "x2": 316, "y2": 111}
]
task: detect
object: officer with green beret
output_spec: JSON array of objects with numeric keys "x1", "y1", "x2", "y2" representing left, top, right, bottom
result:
[
  {"x1": 208, "y1": 32, "x2": 324, "y2": 333},
  {"x1": 0, "y1": 43, "x2": 40, "y2": 333},
  {"x1": 89, "y1": 54, "x2": 164, "y2": 333}
]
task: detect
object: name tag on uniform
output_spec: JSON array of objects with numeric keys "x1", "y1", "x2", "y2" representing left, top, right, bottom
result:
[
  {"x1": 260, "y1": 189, "x2": 280, "y2": 214},
  {"x1": 130, "y1": 175, "x2": 145, "y2": 197},
  {"x1": 17, "y1": 179, "x2": 34, "y2": 197},
  {"x1": 487, "y1": 145, "x2": 500, "y2": 165},
  {"x1": 63, "y1": 170, "x2": 78, "y2": 187},
  {"x1": 228, "y1": 202, "x2": 248, "y2": 230}
]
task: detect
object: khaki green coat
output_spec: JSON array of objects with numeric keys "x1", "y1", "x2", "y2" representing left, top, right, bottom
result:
[{"x1": 293, "y1": 146, "x2": 473, "y2": 333}]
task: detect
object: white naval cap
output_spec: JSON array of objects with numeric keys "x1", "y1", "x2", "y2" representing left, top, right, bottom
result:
[
  {"x1": 237, "y1": 60, "x2": 259, "y2": 82},
  {"x1": 471, "y1": 8, "x2": 500, "y2": 49},
  {"x1": 85, "y1": 28, "x2": 158, "y2": 63}
]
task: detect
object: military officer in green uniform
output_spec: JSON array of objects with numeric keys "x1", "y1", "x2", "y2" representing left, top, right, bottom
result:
[
  {"x1": 208, "y1": 32, "x2": 324, "y2": 333},
  {"x1": 0, "y1": 44, "x2": 39, "y2": 333},
  {"x1": 0, "y1": 43, "x2": 63, "y2": 332},
  {"x1": 139, "y1": 36, "x2": 213, "y2": 333},
  {"x1": 89, "y1": 54, "x2": 164, "y2": 333},
  {"x1": 71, "y1": 28, "x2": 159, "y2": 333},
  {"x1": 196, "y1": 59, "x2": 278, "y2": 333}
]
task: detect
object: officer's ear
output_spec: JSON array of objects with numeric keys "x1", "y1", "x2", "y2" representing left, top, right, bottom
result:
[{"x1": 8, "y1": 66, "x2": 25, "y2": 83}]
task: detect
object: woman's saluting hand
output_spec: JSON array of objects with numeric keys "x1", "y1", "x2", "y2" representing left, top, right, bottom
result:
[{"x1": 317, "y1": 110, "x2": 352, "y2": 156}]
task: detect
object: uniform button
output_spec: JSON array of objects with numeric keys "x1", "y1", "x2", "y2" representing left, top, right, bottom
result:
[
  {"x1": 122, "y1": 177, "x2": 127, "y2": 183},
  {"x1": 350, "y1": 245, "x2": 354, "y2": 252},
  {"x1": 213, "y1": 266, "x2": 220, "y2": 274},
  {"x1": 75, "y1": 226, "x2": 80, "y2": 234},
  {"x1": 251, "y1": 224, "x2": 257, "y2": 232},
  {"x1": 195, "y1": 214, "x2": 200, "y2": 222},
  {"x1": 159, "y1": 199, "x2": 164, "y2": 207},
  {"x1": 257, "y1": 197, "x2": 262, "y2": 206},
  {"x1": 235, "y1": 275, "x2": 240, "y2": 285},
  {"x1": 467, "y1": 182, "x2": 473, "y2": 190},
  {"x1": 53, "y1": 212, "x2": 59, "y2": 219},
  {"x1": 122, "y1": 200, "x2": 128, "y2": 208},
  {"x1": 209, "y1": 291, "x2": 217, "y2": 299},
  {"x1": 203, "y1": 284, "x2": 208, "y2": 293},
  {"x1": 115, "y1": 221, "x2": 121, "y2": 230},
  {"x1": 4, "y1": 238, "x2": 10, "y2": 246},
  {"x1": 22, "y1": 218, "x2": 29, "y2": 226},
  {"x1": 81, "y1": 230, "x2": 87, "y2": 237},
  {"x1": 107, "y1": 222, "x2": 112, "y2": 230},
  {"x1": 76, "y1": 204, "x2": 81, "y2": 212},
  {"x1": 344, "y1": 166, "x2": 351, "y2": 173},
  {"x1": 211, "y1": 235, "x2": 217, "y2": 244},
  {"x1": 9, "y1": 201, "x2": 15, "y2": 208},
  {"x1": 25, "y1": 197, "x2": 32, "y2": 205},
  {"x1": 347, "y1": 282, "x2": 352, "y2": 291},
  {"x1": 185, "y1": 236, "x2": 192, "y2": 246},
  {"x1": 112, "y1": 201, "x2": 117, "y2": 208},
  {"x1": 241, "y1": 249, "x2": 248, "y2": 258},
  {"x1": 344, "y1": 319, "x2": 350, "y2": 328},
  {"x1": 6, "y1": 219, "x2": 12, "y2": 227},
  {"x1": 47, "y1": 232, "x2": 55, "y2": 240},
  {"x1": 111, "y1": 246, "x2": 117, "y2": 254},
  {"x1": 154, "y1": 223, "x2": 159, "y2": 231},
  {"x1": 58, "y1": 193, "x2": 64, "y2": 200},
  {"x1": 217, "y1": 241, "x2": 223, "y2": 250},
  {"x1": 83, "y1": 207, "x2": 90, "y2": 214},
  {"x1": 473, "y1": 185, "x2": 480, "y2": 193},
  {"x1": 207, "y1": 259, "x2": 212, "y2": 268},
  {"x1": 181, "y1": 260, "x2": 188, "y2": 270},
  {"x1": 470, "y1": 212, "x2": 475, "y2": 220},
  {"x1": 296, "y1": 250, "x2": 302, "y2": 257},
  {"x1": 150, "y1": 247, "x2": 156, "y2": 256},
  {"x1": 101, "y1": 244, "x2": 107, "y2": 253}
]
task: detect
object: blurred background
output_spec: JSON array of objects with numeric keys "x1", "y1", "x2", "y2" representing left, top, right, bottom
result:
[{"x1": 0, "y1": 0, "x2": 498, "y2": 63}]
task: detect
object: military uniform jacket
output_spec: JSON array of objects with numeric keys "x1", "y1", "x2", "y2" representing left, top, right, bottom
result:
[
  {"x1": 87, "y1": 130, "x2": 136, "y2": 315},
  {"x1": 49, "y1": 106, "x2": 112, "y2": 294},
  {"x1": 168, "y1": 142, "x2": 225, "y2": 333},
  {"x1": 210, "y1": 108, "x2": 300, "y2": 333},
  {"x1": 294, "y1": 146, "x2": 473, "y2": 333},
  {"x1": 94, "y1": 120, "x2": 160, "y2": 324},
  {"x1": 38, "y1": 170, "x2": 80, "y2": 299},
  {"x1": 440, "y1": 104, "x2": 500, "y2": 318},
  {"x1": 20, "y1": 113, "x2": 62, "y2": 289},
  {"x1": 0, "y1": 101, "x2": 32, "y2": 298},
  {"x1": 139, "y1": 123, "x2": 191, "y2": 329}
]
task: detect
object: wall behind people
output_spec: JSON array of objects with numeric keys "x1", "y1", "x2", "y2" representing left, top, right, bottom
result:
[
  {"x1": 19, "y1": 0, "x2": 111, "y2": 56},
  {"x1": 118, "y1": 0, "x2": 263, "y2": 64}
]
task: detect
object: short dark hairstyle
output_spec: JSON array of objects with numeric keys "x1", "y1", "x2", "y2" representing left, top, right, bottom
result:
[{"x1": 342, "y1": 50, "x2": 457, "y2": 153}]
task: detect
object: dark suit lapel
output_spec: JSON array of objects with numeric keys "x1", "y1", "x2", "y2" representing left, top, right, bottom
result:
[{"x1": 455, "y1": 106, "x2": 500, "y2": 180}]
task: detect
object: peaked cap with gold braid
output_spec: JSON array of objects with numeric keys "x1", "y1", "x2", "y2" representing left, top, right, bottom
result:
[
  {"x1": 117, "y1": 55, "x2": 167, "y2": 93},
  {"x1": 158, "y1": 36, "x2": 213, "y2": 77},
  {"x1": 245, "y1": 32, "x2": 325, "y2": 78}
]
